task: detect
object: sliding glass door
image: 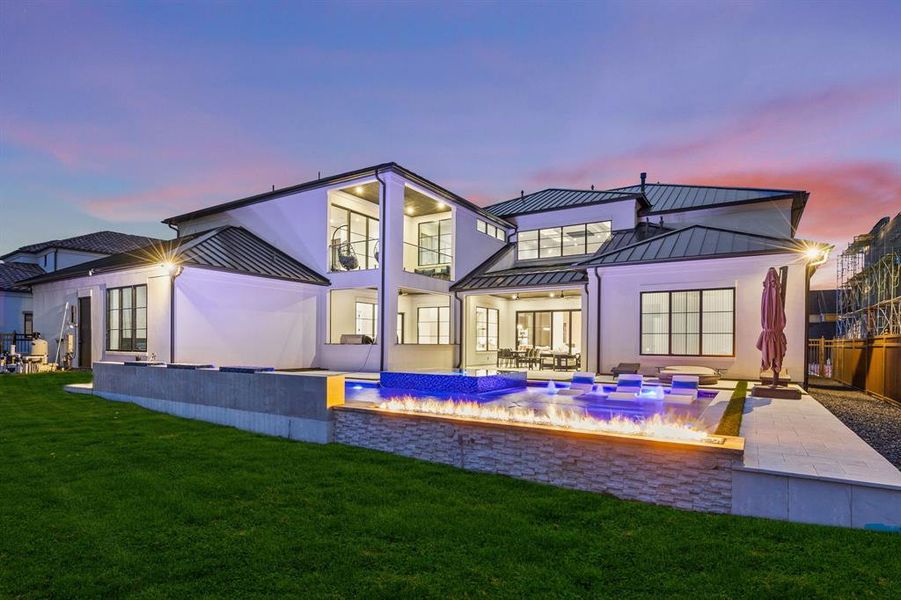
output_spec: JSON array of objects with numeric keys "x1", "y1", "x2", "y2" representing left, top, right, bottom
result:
[{"x1": 515, "y1": 310, "x2": 581, "y2": 354}]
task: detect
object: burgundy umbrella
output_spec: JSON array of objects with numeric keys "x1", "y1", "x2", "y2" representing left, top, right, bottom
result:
[{"x1": 756, "y1": 267, "x2": 787, "y2": 385}]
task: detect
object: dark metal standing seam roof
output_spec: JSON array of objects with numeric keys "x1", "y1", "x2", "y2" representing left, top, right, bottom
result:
[
  {"x1": 0, "y1": 262, "x2": 45, "y2": 292},
  {"x1": 19, "y1": 227, "x2": 330, "y2": 287},
  {"x1": 484, "y1": 189, "x2": 646, "y2": 218},
  {"x1": 579, "y1": 225, "x2": 806, "y2": 267},
  {"x1": 610, "y1": 183, "x2": 801, "y2": 213}
]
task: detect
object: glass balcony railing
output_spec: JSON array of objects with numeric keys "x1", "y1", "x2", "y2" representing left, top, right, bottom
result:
[
  {"x1": 330, "y1": 239, "x2": 379, "y2": 272},
  {"x1": 403, "y1": 242, "x2": 452, "y2": 280}
]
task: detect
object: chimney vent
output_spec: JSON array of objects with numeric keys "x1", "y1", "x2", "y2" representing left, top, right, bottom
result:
[
  {"x1": 520, "y1": 190, "x2": 524, "y2": 199},
  {"x1": 640, "y1": 172, "x2": 647, "y2": 192},
  {"x1": 590, "y1": 184, "x2": 595, "y2": 190}
]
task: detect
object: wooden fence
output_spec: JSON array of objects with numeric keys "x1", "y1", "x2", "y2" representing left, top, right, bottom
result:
[{"x1": 809, "y1": 335, "x2": 900, "y2": 402}]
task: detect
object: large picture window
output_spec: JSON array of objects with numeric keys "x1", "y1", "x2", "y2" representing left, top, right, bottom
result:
[
  {"x1": 475, "y1": 307, "x2": 498, "y2": 351},
  {"x1": 355, "y1": 301, "x2": 377, "y2": 339},
  {"x1": 517, "y1": 221, "x2": 611, "y2": 260},
  {"x1": 107, "y1": 285, "x2": 147, "y2": 351},
  {"x1": 417, "y1": 306, "x2": 450, "y2": 344},
  {"x1": 418, "y1": 219, "x2": 452, "y2": 266},
  {"x1": 640, "y1": 288, "x2": 734, "y2": 356}
]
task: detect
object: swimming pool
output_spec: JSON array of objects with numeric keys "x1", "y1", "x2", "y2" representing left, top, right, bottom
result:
[{"x1": 346, "y1": 379, "x2": 718, "y2": 430}]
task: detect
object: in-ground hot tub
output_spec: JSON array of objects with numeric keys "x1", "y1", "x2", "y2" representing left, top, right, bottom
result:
[{"x1": 379, "y1": 369, "x2": 527, "y2": 394}]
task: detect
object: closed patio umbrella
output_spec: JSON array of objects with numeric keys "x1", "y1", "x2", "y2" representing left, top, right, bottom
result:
[{"x1": 755, "y1": 267, "x2": 787, "y2": 386}]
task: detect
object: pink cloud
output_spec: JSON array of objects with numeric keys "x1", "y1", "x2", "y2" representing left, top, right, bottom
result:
[{"x1": 530, "y1": 78, "x2": 898, "y2": 186}]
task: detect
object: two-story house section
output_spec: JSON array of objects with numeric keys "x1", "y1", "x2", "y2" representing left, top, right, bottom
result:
[
  {"x1": 21, "y1": 164, "x2": 826, "y2": 380},
  {"x1": 456, "y1": 175, "x2": 817, "y2": 379},
  {"x1": 0, "y1": 231, "x2": 164, "y2": 355}
]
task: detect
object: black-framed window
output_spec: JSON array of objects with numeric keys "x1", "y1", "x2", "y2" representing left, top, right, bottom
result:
[
  {"x1": 515, "y1": 310, "x2": 581, "y2": 353},
  {"x1": 397, "y1": 312, "x2": 405, "y2": 344},
  {"x1": 417, "y1": 306, "x2": 450, "y2": 344},
  {"x1": 516, "y1": 221, "x2": 611, "y2": 260},
  {"x1": 107, "y1": 285, "x2": 147, "y2": 351},
  {"x1": 418, "y1": 219, "x2": 452, "y2": 266},
  {"x1": 355, "y1": 301, "x2": 377, "y2": 339},
  {"x1": 475, "y1": 307, "x2": 498, "y2": 351},
  {"x1": 477, "y1": 219, "x2": 505, "y2": 241},
  {"x1": 23, "y1": 312, "x2": 33, "y2": 335},
  {"x1": 329, "y1": 204, "x2": 379, "y2": 270},
  {"x1": 640, "y1": 288, "x2": 735, "y2": 356}
]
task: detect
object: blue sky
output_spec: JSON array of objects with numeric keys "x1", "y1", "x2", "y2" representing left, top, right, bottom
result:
[{"x1": 1, "y1": 1, "x2": 898, "y2": 287}]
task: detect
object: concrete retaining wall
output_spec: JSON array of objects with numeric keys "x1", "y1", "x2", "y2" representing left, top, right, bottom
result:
[
  {"x1": 334, "y1": 405, "x2": 742, "y2": 513},
  {"x1": 92, "y1": 362, "x2": 344, "y2": 443}
]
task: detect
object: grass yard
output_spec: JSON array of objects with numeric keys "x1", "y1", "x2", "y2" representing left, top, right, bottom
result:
[{"x1": 1, "y1": 373, "x2": 899, "y2": 599}]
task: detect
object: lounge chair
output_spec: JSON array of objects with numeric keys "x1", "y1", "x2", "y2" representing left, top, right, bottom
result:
[
  {"x1": 611, "y1": 362, "x2": 640, "y2": 376},
  {"x1": 608, "y1": 374, "x2": 643, "y2": 400},
  {"x1": 570, "y1": 371, "x2": 596, "y2": 392},
  {"x1": 657, "y1": 365, "x2": 719, "y2": 385},
  {"x1": 667, "y1": 375, "x2": 700, "y2": 404}
]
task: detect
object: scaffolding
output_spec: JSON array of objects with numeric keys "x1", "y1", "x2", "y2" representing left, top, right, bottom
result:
[{"x1": 836, "y1": 213, "x2": 901, "y2": 339}]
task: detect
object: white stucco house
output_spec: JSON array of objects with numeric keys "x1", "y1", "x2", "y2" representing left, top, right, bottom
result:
[
  {"x1": 20, "y1": 163, "x2": 827, "y2": 379},
  {"x1": 0, "y1": 231, "x2": 163, "y2": 355}
]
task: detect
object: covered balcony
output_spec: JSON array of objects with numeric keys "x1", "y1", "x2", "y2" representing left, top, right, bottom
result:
[{"x1": 402, "y1": 186, "x2": 453, "y2": 281}]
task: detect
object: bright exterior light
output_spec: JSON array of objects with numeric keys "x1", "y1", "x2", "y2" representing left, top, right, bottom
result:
[
  {"x1": 406, "y1": 207, "x2": 414, "y2": 215},
  {"x1": 355, "y1": 186, "x2": 364, "y2": 194},
  {"x1": 801, "y1": 244, "x2": 831, "y2": 267},
  {"x1": 549, "y1": 292, "x2": 555, "y2": 298},
  {"x1": 512, "y1": 293, "x2": 519, "y2": 300},
  {"x1": 161, "y1": 261, "x2": 178, "y2": 275},
  {"x1": 804, "y1": 247, "x2": 822, "y2": 261},
  {"x1": 436, "y1": 201, "x2": 446, "y2": 209}
]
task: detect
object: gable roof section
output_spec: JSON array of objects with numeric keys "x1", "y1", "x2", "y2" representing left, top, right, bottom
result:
[
  {"x1": 1, "y1": 231, "x2": 165, "y2": 260},
  {"x1": 484, "y1": 188, "x2": 648, "y2": 218},
  {"x1": 163, "y1": 162, "x2": 513, "y2": 229},
  {"x1": 579, "y1": 225, "x2": 806, "y2": 268},
  {"x1": 21, "y1": 227, "x2": 330, "y2": 287},
  {"x1": 451, "y1": 223, "x2": 671, "y2": 291},
  {"x1": 0, "y1": 262, "x2": 44, "y2": 292}
]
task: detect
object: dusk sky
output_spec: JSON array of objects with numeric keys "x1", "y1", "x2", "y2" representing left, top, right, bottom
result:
[{"x1": 1, "y1": 0, "x2": 898, "y2": 288}]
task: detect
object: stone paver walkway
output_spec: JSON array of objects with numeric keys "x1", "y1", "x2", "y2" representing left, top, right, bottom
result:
[{"x1": 741, "y1": 391, "x2": 901, "y2": 488}]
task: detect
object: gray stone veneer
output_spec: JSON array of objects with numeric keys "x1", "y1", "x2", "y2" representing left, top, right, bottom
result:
[{"x1": 334, "y1": 405, "x2": 742, "y2": 513}]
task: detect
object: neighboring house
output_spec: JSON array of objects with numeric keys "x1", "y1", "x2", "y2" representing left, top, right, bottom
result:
[
  {"x1": 21, "y1": 163, "x2": 827, "y2": 379},
  {"x1": 809, "y1": 289, "x2": 838, "y2": 340},
  {"x1": 0, "y1": 231, "x2": 164, "y2": 344}
]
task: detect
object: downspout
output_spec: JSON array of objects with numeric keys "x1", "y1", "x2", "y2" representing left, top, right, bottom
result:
[
  {"x1": 582, "y1": 277, "x2": 589, "y2": 372},
  {"x1": 374, "y1": 168, "x2": 386, "y2": 371},
  {"x1": 593, "y1": 269, "x2": 602, "y2": 375},
  {"x1": 169, "y1": 266, "x2": 183, "y2": 362},
  {"x1": 454, "y1": 291, "x2": 463, "y2": 369}
]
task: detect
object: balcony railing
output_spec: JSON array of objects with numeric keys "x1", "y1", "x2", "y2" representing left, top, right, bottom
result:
[
  {"x1": 330, "y1": 239, "x2": 379, "y2": 272},
  {"x1": 403, "y1": 242, "x2": 452, "y2": 280},
  {"x1": 1, "y1": 332, "x2": 36, "y2": 356}
]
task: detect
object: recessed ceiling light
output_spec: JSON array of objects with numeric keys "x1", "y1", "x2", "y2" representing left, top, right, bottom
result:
[
  {"x1": 436, "y1": 201, "x2": 446, "y2": 209},
  {"x1": 355, "y1": 186, "x2": 364, "y2": 194},
  {"x1": 406, "y1": 207, "x2": 414, "y2": 215},
  {"x1": 549, "y1": 292, "x2": 555, "y2": 298},
  {"x1": 512, "y1": 293, "x2": 518, "y2": 300}
]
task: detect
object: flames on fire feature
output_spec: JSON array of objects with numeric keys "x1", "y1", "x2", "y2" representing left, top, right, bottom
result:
[{"x1": 377, "y1": 397, "x2": 715, "y2": 443}]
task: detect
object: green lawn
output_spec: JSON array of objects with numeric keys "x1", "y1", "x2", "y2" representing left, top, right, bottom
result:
[{"x1": 1, "y1": 373, "x2": 898, "y2": 599}]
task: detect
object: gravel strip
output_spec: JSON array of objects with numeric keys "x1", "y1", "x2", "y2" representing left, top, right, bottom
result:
[{"x1": 807, "y1": 376, "x2": 901, "y2": 469}]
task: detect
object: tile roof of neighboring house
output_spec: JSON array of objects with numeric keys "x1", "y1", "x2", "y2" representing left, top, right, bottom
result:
[
  {"x1": 0, "y1": 262, "x2": 45, "y2": 292},
  {"x1": 162, "y1": 162, "x2": 513, "y2": 229},
  {"x1": 21, "y1": 227, "x2": 330, "y2": 287},
  {"x1": 1, "y1": 230, "x2": 166, "y2": 261},
  {"x1": 483, "y1": 189, "x2": 648, "y2": 218},
  {"x1": 451, "y1": 223, "x2": 671, "y2": 291},
  {"x1": 579, "y1": 225, "x2": 807, "y2": 268}
]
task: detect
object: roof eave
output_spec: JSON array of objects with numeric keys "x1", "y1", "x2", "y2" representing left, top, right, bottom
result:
[{"x1": 163, "y1": 162, "x2": 513, "y2": 230}]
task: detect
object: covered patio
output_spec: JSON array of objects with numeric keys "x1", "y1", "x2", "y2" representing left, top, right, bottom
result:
[{"x1": 461, "y1": 288, "x2": 586, "y2": 373}]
